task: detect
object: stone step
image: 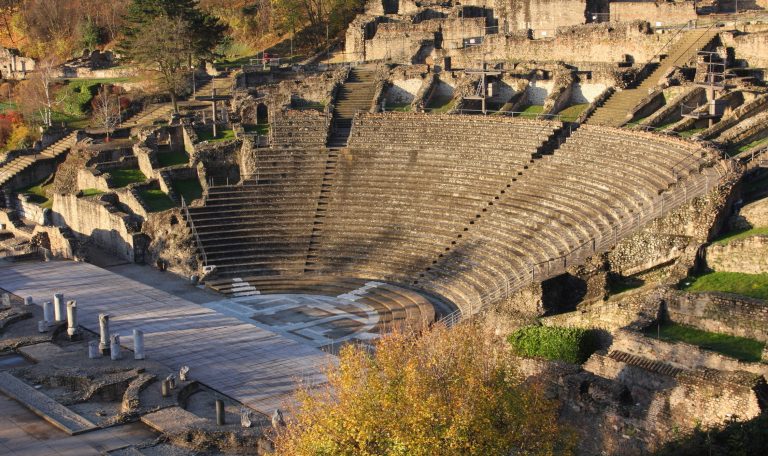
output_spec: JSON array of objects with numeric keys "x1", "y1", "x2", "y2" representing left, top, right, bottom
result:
[{"x1": 0, "y1": 372, "x2": 98, "y2": 435}]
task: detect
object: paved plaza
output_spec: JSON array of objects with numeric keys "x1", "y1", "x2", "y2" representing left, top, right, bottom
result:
[{"x1": 0, "y1": 260, "x2": 339, "y2": 415}]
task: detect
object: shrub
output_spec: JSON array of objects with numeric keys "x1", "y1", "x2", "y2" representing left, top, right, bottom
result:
[
  {"x1": 275, "y1": 323, "x2": 575, "y2": 455},
  {"x1": 56, "y1": 80, "x2": 99, "y2": 117},
  {"x1": 507, "y1": 325, "x2": 599, "y2": 364}
]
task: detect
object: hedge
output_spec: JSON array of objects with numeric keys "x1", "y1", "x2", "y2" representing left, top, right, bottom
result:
[{"x1": 507, "y1": 325, "x2": 599, "y2": 364}]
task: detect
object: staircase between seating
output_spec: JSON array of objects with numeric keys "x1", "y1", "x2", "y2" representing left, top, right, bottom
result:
[
  {"x1": 327, "y1": 66, "x2": 378, "y2": 148},
  {"x1": 304, "y1": 149, "x2": 339, "y2": 272},
  {"x1": 413, "y1": 123, "x2": 568, "y2": 292},
  {"x1": 586, "y1": 27, "x2": 718, "y2": 127}
]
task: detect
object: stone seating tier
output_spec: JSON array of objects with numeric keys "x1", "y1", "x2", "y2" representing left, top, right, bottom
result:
[{"x1": 186, "y1": 115, "x2": 721, "y2": 316}]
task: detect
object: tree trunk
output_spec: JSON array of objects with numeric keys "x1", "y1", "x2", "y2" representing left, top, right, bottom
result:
[{"x1": 170, "y1": 91, "x2": 179, "y2": 114}]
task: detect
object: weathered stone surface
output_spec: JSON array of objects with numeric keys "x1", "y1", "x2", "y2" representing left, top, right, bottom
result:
[{"x1": 705, "y1": 234, "x2": 768, "y2": 273}]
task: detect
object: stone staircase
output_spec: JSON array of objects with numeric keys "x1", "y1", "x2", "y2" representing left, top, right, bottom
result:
[
  {"x1": 608, "y1": 350, "x2": 684, "y2": 377},
  {"x1": 586, "y1": 28, "x2": 718, "y2": 127},
  {"x1": 327, "y1": 66, "x2": 378, "y2": 148},
  {"x1": 305, "y1": 149, "x2": 339, "y2": 272},
  {"x1": 0, "y1": 132, "x2": 78, "y2": 187},
  {"x1": 122, "y1": 103, "x2": 175, "y2": 128}
]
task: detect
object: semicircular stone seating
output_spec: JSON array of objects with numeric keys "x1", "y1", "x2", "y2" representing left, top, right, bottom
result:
[{"x1": 189, "y1": 113, "x2": 726, "y2": 319}]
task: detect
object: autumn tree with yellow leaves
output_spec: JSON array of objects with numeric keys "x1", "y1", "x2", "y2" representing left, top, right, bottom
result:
[{"x1": 274, "y1": 323, "x2": 575, "y2": 456}]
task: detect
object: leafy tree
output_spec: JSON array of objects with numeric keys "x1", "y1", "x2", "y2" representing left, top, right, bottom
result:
[
  {"x1": 122, "y1": 15, "x2": 195, "y2": 112},
  {"x1": 274, "y1": 323, "x2": 575, "y2": 455},
  {"x1": 122, "y1": 0, "x2": 226, "y2": 62}
]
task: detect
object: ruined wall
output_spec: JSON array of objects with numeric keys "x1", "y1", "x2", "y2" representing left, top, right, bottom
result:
[
  {"x1": 669, "y1": 370, "x2": 764, "y2": 429},
  {"x1": 705, "y1": 235, "x2": 768, "y2": 274},
  {"x1": 738, "y1": 195, "x2": 768, "y2": 227},
  {"x1": 723, "y1": 30, "x2": 768, "y2": 68},
  {"x1": 610, "y1": 1, "x2": 697, "y2": 26},
  {"x1": 503, "y1": 0, "x2": 587, "y2": 33},
  {"x1": 142, "y1": 209, "x2": 198, "y2": 277},
  {"x1": 51, "y1": 194, "x2": 140, "y2": 262},
  {"x1": 607, "y1": 177, "x2": 736, "y2": 276},
  {"x1": 453, "y1": 21, "x2": 673, "y2": 66},
  {"x1": 665, "y1": 290, "x2": 768, "y2": 342},
  {"x1": 611, "y1": 329, "x2": 768, "y2": 377},
  {"x1": 0, "y1": 46, "x2": 35, "y2": 80}
]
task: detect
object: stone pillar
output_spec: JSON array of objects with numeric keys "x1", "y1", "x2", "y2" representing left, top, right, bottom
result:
[
  {"x1": 43, "y1": 301, "x2": 54, "y2": 324},
  {"x1": 1, "y1": 293, "x2": 10, "y2": 306},
  {"x1": 133, "y1": 329, "x2": 145, "y2": 360},
  {"x1": 216, "y1": 399, "x2": 225, "y2": 425},
  {"x1": 99, "y1": 313, "x2": 110, "y2": 355},
  {"x1": 110, "y1": 334, "x2": 122, "y2": 360},
  {"x1": 161, "y1": 380, "x2": 170, "y2": 397},
  {"x1": 66, "y1": 301, "x2": 79, "y2": 339},
  {"x1": 24, "y1": 296, "x2": 33, "y2": 306},
  {"x1": 88, "y1": 341, "x2": 100, "y2": 358},
  {"x1": 53, "y1": 293, "x2": 65, "y2": 322},
  {"x1": 37, "y1": 320, "x2": 47, "y2": 333}
]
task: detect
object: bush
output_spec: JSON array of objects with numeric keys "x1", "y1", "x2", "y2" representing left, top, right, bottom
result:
[
  {"x1": 507, "y1": 325, "x2": 599, "y2": 364},
  {"x1": 56, "y1": 81, "x2": 99, "y2": 117},
  {"x1": 275, "y1": 324, "x2": 575, "y2": 455}
]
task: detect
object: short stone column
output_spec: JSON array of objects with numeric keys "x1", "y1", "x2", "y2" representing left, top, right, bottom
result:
[
  {"x1": 110, "y1": 334, "x2": 122, "y2": 360},
  {"x1": 216, "y1": 399, "x2": 226, "y2": 425},
  {"x1": 88, "y1": 341, "x2": 100, "y2": 358},
  {"x1": 43, "y1": 301, "x2": 54, "y2": 324},
  {"x1": 98, "y1": 313, "x2": 110, "y2": 355},
  {"x1": 1, "y1": 293, "x2": 10, "y2": 307},
  {"x1": 37, "y1": 320, "x2": 47, "y2": 333},
  {"x1": 24, "y1": 296, "x2": 33, "y2": 306},
  {"x1": 53, "y1": 293, "x2": 65, "y2": 322},
  {"x1": 66, "y1": 301, "x2": 79, "y2": 339},
  {"x1": 133, "y1": 329, "x2": 145, "y2": 360}
]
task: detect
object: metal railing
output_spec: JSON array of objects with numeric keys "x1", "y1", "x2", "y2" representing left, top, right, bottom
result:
[
  {"x1": 181, "y1": 195, "x2": 207, "y2": 266},
  {"x1": 432, "y1": 149, "x2": 735, "y2": 323}
]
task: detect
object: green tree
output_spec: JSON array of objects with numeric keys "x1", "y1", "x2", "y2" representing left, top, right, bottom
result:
[
  {"x1": 122, "y1": 0, "x2": 226, "y2": 61},
  {"x1": 274, "y1": 323, "x2": 575, "y2": 455},
  {"x1": 123, "y1": 15, "x2": 195, "y2": 112}
]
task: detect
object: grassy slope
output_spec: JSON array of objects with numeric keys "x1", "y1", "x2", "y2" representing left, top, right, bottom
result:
[
  {"x1": 643, "y1": 322, "x2": 765, "y2": 362},
  {"x1": 681, "y1": 271, "x2": 768, "y2": 300},
  {"x1": 110, "y1": 169, "x2": 147, "y2": 188}
]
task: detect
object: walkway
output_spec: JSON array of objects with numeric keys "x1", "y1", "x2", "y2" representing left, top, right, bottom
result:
[
  {"x1": 0, "y1": 260, "x2": 330, "y2": 415},
  {"x1": 0, "y1": 392, "x2": 154, "y2": 456}
]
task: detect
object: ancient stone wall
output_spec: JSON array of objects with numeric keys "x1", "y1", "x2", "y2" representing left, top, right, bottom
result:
[
  {"x1": 0, "y1": 47, "x2": 35, "y2": 80},
  {"x1": 665, "y1": 289, "x2": 768, "y2": 342},
  {"x1": 611, "y1": 329, "x2": 768, "y2": 376},
  {"x1": 452, "y1": 21, "x2": 674, "y2": 66},
  {"x1": 610, "y1": 1, "x2": 697, "y2": 26},
  {"x1": 76, "y1": 169, "x2": 110, "y2": 192},
  {"x1": 738, "y1": 195, "x2": 768, "y2": 226},
  {"x1": 723, "y1": 30, "x2": 768, "y2": 68},
  {"x1": 503, "y1": 0, "x2": 587, "y2": 33},
  {"x1": 705, "y1": 235, "x2": 768, "y2": 273},
  {"x1": 52, "y1": 194, "x2": 140, "y2": 262}
]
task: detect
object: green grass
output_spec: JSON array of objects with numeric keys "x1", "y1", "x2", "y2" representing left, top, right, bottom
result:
[
  {"x1": 50, "y1": 111, "x2": 90, "y2": 129},
  {"x1": 517, "y1": 105, "x2": 544, "y2": 119},
  {"x1": 173, "y1": 178, "x2": 203, "y2": 204},
  {"x1": 195, "y1": 128, "x2": 236, "y2": 142},
  {"x1": 0, "y1": 101, "x2": 17, "y2": 113},
  {"x1": 737, "y1": 137, "x2": 768, "y2": 154},
  {"x1": 556, "y1": 103, "x2": 589, "y2": 122},
  {"x1": 678, "y1": 127, "x2": 705, "y2": 138},
  {"x1": 16, "y1": 180, "x2": 52, "y2": 209},
  {"x1": 156, "y1": 150, "x2": 189, "y2": 168},
  {"x1": 624, "y1": 115, "x2": 649, "y2": 128},
  {"x1": 110, "y1": 169, "x2": 147, "y2": 188},
  {"x1": 139, "y1": 189, "x2": 175, "y2": 212},
  {"x1": 387, "y1": 103, "x2": 412, "y2": 112},
  {"x1": 681, "y1": 271, "x2": 768, "y2": 300},
  {"x1": 80, "y1": 188, "x2": 104, "y2": 197},
  {"x1": 643, "y1": 322, "x2": 765, "y2": 363},
  {"x1": 243, "y1": 124, "x2": 270, "y2": 135},
  {"x1": 713, "y1": 226, "x2": 768, "y2": 245}
]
